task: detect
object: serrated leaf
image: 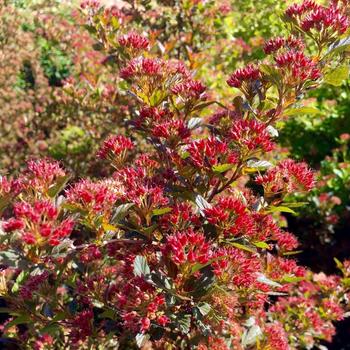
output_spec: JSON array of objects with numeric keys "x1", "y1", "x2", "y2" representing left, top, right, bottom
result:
[
  {"x1": 212, "y1": 163, "x2": 234, "y2": 173},
  {"x1": 133, "y1": 256, "x2": 150, "y2": 277},
  {"x1": 152, "y1": 207, "x2": 172, "y2": 216},
  {"x1": 324, "y1": 65, "x2": 349, "y2": 86},
  {"x1": 283, "y1": 107, "x2": 322, "y2": 117}
]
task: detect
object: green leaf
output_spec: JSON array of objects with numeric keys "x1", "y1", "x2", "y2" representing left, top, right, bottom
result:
[
  {"x1": 0, "y1": 308, "x2": 19, "y2": 315},
  {"x1": 246, "y1": 160, "x2": 273, "y2": 170},
  {"x1": 282, "y1": 275, "x2": 304, "y2": 283},
  {"x1": 11, "y1": 271, "x2": 28, "y2": 293},
  {"x1": 48, "y1": 175, "x2": 70, "y2": 198},
  {"x1": 192, "y1": 100, "x2": 216, "y2": 113},
  {"x1": 212, "y1": 163, "x2": 234, "y2": 173},
  {"x1": 252, "y1": 241, "x2": 270, "y2": 249},
  {"x1": 51, "y1": 312, "x2": 66, "y2": 322},
  {"x1": 5, "y1": 315, "x2": 30, "y2": 330},
  {"x1": 283, "y1": 107, "x2": 322, "y2": 117},
  {"x1": 176, "y1": 313, "x2": 191, "y2": 334},
  {"x1": 98, "y1": 309, "x2": 117, "y2": 320},
  {"x1": 152, "y1": 207, "x2": 172, "y2": 216},
  {"x1": 267, "y1": 206, "x2": 297, "y2": 215},
  {"x1": 324, "y1": 65, "x2": 349, "y2": 86},
  {"x1": 256, "y1": 274, "x2": 282, "y2": 288},
  {"x1": 197, "y1": 302, "x2": 211, "y2": 316},
  {"x1": 111, "y1": 203, "x2": 134, "y2": 223},
  {"x1": 241, "y1": 324, "x2": 262, "y2": 347},
  {"x1": 195, "y1": 194, "x2": 212, "y2": 212},
  {"x1": 133, "y1": 256, "x2": 150, "y2": 277},
  {"x1": 188, "y1": 117, "x2": 202, "y2": 129},
  {"x1": 40, "y1": 323, "x2": 61, "y2": 336},
  {"x1": 136, "y1": 333, "x2": 150, "y2": 348},
  {"x1": 227, "y1": 242, "x2": 255, "y2": 253},
  {"x1": 282, "y1": 250, "x2": 303, "y2": 256},
  {"x1": 334, "y1": 257, "x2": 344, "y2": 270},
  {"x1": 281, "y1": 202, "x2": 308, "y2": 208},
  {"x1": 0, "y1": 250, "x2": 29, "y2": 269},
  {"x1": 326, "y1": 36, "x2": 350, "y2": 57}
]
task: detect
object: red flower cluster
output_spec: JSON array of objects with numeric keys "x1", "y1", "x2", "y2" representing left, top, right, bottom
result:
[
  {"x1": 165, "y1": 229, "x2": 212, "y2": 265},
  {"x1": 25, "y1": 159, "x2": 66, "y2": 192},
  {"x1": 97, "y1": 135, "x2": 134, "y2": 162},
  {"x1": 264, "y1": 36, "x2": 305, "y2": 54},
  {"x1": 171, "y1": 79, "x2": 207, "y2": 100},
  {"x1": 285, "y1": 0, "x2": 350, "y2": 44},
  {"x1": 120, "y1": 57, "x2": 164, "y2": 79},
  {"x1": 152, "y1": 119, "x2": 191, "y2": 142},
  {"x1": 19, "y1": 271, "x2": 49, "y2": 299},
  {"x1": 301, "y1": 6, "x2": 349, "y2": 33},
  {"x1": 256, "y1": 159, "x2": 315, "y2": 195},
  {"x1": 186, "y1": 136, "x2": 230, "y2": 168},
  {"x1": 275, "y1": 51, "x2": 321, "y2": 84},
  {"x1": 285, "y1": 0, "x2": 319, "y2": 17},
  {"x1": 66, "y1": 179, "x2": 119, "y2": 216},
  {"x1": 229, "y1": 119, "x2": 275, "y2": 153},
  {"x1": 3, "y1": 200, "x2": 74, "y2": 246},
  {"x1": 118, "y1": 32, "x2": 149, "y2": 51},
  {"x1": 226, "y1": 64, "x2": 261, "y2": 88}
]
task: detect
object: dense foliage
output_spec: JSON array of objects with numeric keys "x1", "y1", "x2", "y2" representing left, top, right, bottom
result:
[{"x1": 0, "y1": 0, "x2": 350, "y2": 349}]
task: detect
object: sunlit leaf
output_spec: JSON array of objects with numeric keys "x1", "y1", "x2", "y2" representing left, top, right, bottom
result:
[{"x1": 133, "y1": 256, "x2": 150, "y2": 277}]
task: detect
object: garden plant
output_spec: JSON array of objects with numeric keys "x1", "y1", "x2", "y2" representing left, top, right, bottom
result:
[{"x1": 0, "y1": 0, "x2": 350, "y2": 349}]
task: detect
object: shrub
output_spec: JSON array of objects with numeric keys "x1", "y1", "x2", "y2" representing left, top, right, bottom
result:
[{"x1": 0, "y1": 0, "x2": 350, "y2": 349}]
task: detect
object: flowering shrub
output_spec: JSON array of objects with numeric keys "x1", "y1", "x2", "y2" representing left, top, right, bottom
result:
[{"x1": 0, "y1": 0, "x2": 350, "y2": 349}]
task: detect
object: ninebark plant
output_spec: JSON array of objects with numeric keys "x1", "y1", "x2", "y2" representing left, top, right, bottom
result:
[{"x1": 1, "y1": 0, "x2": 350, "y2": 349}]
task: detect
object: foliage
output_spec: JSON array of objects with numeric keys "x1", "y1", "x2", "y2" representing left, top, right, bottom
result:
[{"x1": 0, "y1": 1, "x2": 350, "y2": 349}]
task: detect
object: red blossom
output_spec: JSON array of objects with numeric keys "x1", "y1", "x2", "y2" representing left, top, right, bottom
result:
[
  {"x1": 256, "y1": 159, "x2": 315, "y2": 194},
  {"x1": 226, "y1": 64, "x2": 261, "y2": 88},
  {"x1": 275, "y1": 51, "x2": 321, "y2": 84},
  {"x1": 229, "y1": 119, "x2": 275, "y2": 152},
  {"x1": 186, "y1": 136, "x2": 229, "y2": 168},
  {"x1": 264, "y1": 36, "x2": 305, "y2": 54},
  {"x1": 165, "y1": 229, "x2": 212, "y2": 265},
  {"x1": 118, "y1": 32, "x2": 149, "y2": 51},
  {"x1": 97, "y1": 135, "x2": 134, "y2": 160}
]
